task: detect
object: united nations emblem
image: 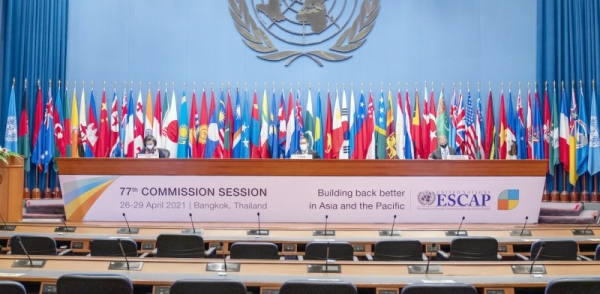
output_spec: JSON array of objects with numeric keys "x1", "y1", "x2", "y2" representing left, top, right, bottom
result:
[
  {"x1": 417, "y1": 191, "x2": 436, "y2": 206},
  {"x1": 229, "y1": 0, "x2": 380, "y2": 66}
]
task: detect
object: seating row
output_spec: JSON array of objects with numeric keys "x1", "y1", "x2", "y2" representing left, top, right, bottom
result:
[{"x1": 2, "y1": 275, "x2": 600, "y2": 294}]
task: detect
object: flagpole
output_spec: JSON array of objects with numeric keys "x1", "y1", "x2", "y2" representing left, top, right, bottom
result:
[
  {"x1": 550, "y1": 165, "x2": 559, "y2": 201},
  {"x1": 569, "y1": 177, "x2": 579, "y2": 203},
  {"x1": 580, "y1": 174, "x2": 589, "y2": 202},
  {"x1": 32, "y1": 167, "x2": 40, "y2": 199},
  {"x1": 592, "y1": 174, "x2": 599, "y2": 202},
  {"x1": 560, "y1": 168, "x2": 568, "y2": 202},
  {"x1": 54, "y1": 170, "x2": 62, "y2": 199},
  {"x1": 43, "y1": 80, "x2": 52, "y2": 199}
]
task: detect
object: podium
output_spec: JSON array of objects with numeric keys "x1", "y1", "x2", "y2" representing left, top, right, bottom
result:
[{"x1": 0, "y1": 156, "x2": 24, "y2": 221}]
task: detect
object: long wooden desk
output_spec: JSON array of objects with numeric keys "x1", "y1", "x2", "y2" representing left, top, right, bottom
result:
[
  {"x1": 0, "y1": 256, "x2": 599, "y2": 293},
  {"x1": 1, "y1": 223, "x2": 599, "y2": 257}
]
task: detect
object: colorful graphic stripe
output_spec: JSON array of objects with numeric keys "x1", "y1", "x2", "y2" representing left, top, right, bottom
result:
[{"x1": 62, "y1": 176, "x2": 118, "y2": 220}]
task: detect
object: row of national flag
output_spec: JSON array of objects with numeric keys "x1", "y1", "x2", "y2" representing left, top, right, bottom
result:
[{"x1": 3, "y1": 81, "x2": 600, "y2": 184}]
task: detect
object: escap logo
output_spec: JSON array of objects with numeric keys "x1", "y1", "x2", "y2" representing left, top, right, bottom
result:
[
  {"x1": 497, "y1": 189, "x2": 519, "y2": 210},
  {"x1": 417, "y1": 191, "x2": 436, "y2": 206},
  {"x1": 229, "y1": 0, "x2": 380, "y2": 66}
]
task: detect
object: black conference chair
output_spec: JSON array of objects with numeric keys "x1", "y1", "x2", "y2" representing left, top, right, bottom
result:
[
  {"x1": 437, "y1": 237, "x2": 501, "y2": 261},
  {"x1": 366, "y1": 240, "x2": 426, "y2": 261},
  {"x1": 56, "y1": 274, "x2": 133, "y2": 294},
  {"x1": 228, "y1": 242, "x2": 281, "y2": 260},
  {"x1": 301, "y1": 241, "x2": 357, "y2": 261},
  {"x1": 158, "y1": 148, "x2": 170, "y2": 158},
  {"x1": 153, "y1": 233, "x2": 216, "y2": 258},
  {"x1": 544, "y1": 278, "x2": 600, "y2": 294},
  {"x1": 169, "y1": 279, "x2": 246, "y2": 294},
  {"x1": 401, "y1": 283, "x2": 477, "y2": 294},
  {"x1": 0, "y1": 281, "x2": 26, "y2": 294},
  {"x1": 515, "y1": 240, "x2": 589, "y2": 261},
  {"x1": 279, "y1": 279, "x2": 357, "y2": 294},
  {"x1": 9, "y1": 235, "x2": 72, "y2": 256},
  {"x1": 595, "y1": 243, "x2": 600, "y2": 260},
  {"x1": 89, "y1": 238, "x2": 146, "y2": 257}
]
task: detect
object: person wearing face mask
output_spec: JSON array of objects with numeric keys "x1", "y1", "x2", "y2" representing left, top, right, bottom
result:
[
  {"x1": 428, "y1": 135, "x2": 456, "y2": 159},
  {"x1": 138, "y1": 135, "x2": 167, "y2": 158},
  {"x1": 294, "y1": 136, "x2": 320, "y2": 159}
]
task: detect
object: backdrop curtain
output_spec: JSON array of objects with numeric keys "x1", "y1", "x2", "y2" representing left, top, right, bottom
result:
[
  {"x1": 537, "y1": 0, "x2": 600, "y2": 194},
  {"x1": 1, "y1": 0, "x2": 68, "y2": 193}
]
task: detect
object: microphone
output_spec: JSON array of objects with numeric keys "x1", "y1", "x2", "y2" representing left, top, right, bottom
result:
[
  {"x1": 117, "y1": 239, "x2": 130, "y2": 271},
  {"x1": 390, "y1": 214, "x2": 397, "y2": 236},
  {"x1": 0, "y1": 214, "x2": 15, "y2": 231},
  {"x1": 324, "y1": 215, "x2": 329, "y2": 236},
  {"x1": 247, "y1": 212, "x2": 269, "y2": 236},
  {"x1": 572, "y1": 215, "x2": 597, "y2": 235},
  {"x1": 583, "y1": 216, "x2": 597, "y2": 234},
  {"x1": 425, "y1": 242, "x2": 436, "y2": 273},
  {"x1": 189, "y1": 213, "x2": 196, "y2": 234},
  {"x1": 257, "y1": 212, "x2": 261, "y2": 236},
  {"x1": 123, "y1": 213, "x2": 132, "y2": 234},
  {"x1": 456, "y1": 216, "x2": 465, "y2": 235},
  {"x1": 16, "y1": 237, "x2": 33, "y2": 267},
  {"x1": 529, "y1": 242, "x2": 545, "y2": 273},
  {"x1": 54, "y1": 211, "x2": 73, "y2": 233},
  {"x1": 520, "y1": 216, "x2": 529, "y2": 236}
]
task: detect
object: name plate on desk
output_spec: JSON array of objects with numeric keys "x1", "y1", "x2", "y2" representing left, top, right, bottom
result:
[
  {"x1": 181, "y1": 228, "x2": 204, "y2": 234},
  {"x1": 12, "y1": 259, "x2": 46, "y2": 268},
  {"x1": 444, "y1": 230, "x2": 468, "y2": 236},
  {"x1": 206, "y1": 262, "x2": 240, "y2": 272},
  {"x1": 313, "y1": 230, "x2": 335, "y2": 236},
  {"x1": 509, "y1": 230, "x2": 532, "y2": 236},
  {"x1": 307, "y1": 264, "x2": 341, "y2": 273},
  {"x1": 137, "y1": 153, "x2": 159, "y2": 158},
  {"x1": 108, "y1": 261, "x2": 143, "y2": 271},
  {"x1": 117, "y1": 227, "x2": 139, "y2": 234},
  {"x1": 379, "y1": 230, "x2": 401, "y2": 236},
  {"x1": 290, "y1": 154, "x2": 312, "y2": 159},
  {"x1": 247, "y1": 229, "x2": 269, "y2": 236},
  {"x1": 0, "y1": 225, "x2": 16, "y2": 231},
  {"x1": 511, "y1": 264, "x2": 546, "y2": 274},
  {"x1": 54, "y1": 226, "x2": 76, "y2": 233},
  {"x1": 407, "y1": 265, "x2": 443, "y2": 274},
  {"x1": 572, "y1": 229, "x2": 594, "y2": 236}
]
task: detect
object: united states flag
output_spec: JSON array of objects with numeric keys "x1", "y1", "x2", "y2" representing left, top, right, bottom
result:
[{"x1": 465, "y1": 90, "x2": 476, "y2": 158}]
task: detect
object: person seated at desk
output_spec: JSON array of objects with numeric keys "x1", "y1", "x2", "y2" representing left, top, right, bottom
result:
[
  {"x1": 294, "y1": 137, "x2": 320, "y2": 159},
  {"x1": 138, "y1": 135, "x2": 167, "y2": 158},
  {"x1": 429, "y1": 135, "x2": 456, "y2": 159}
]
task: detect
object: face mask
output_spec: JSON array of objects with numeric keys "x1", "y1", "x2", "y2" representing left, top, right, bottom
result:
[
  {"x1": 440, "y1": 144, "x2": 447, "y2": 148},
  {"x1": 146, "y1": 144, "x2": 154, "y2": 149},
  {"x1": 300, "y1": 144, "x2": 308, "y2": 151}
]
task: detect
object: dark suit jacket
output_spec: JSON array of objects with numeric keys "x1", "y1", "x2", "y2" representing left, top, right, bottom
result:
[
  {"x1": 429, "y1": 147, "x2": 457, "y2": 159},
  {"x1": 137, "y1": 148, "x2": 167, "y2": 158},
  {"x1": 294, "y1": 150, "x2": 321, "y2": 159}
]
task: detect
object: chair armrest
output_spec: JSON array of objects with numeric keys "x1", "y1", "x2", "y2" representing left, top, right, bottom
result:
[
  {"x1": 436, "y1": 250, "x2": 449, "y2": 260},
  {"x1": 139, "y1": 252, "x2": 149, "y2": 258},
  {"x1": 279, "y1": 256, "x2": 286, "y2": 260},
  {"x1": 204, "y1": 246, "x2": 217, "y2": 258},
  {"x1": 514, "y1": 253, "x2": 529, "y2": 261},
  {"x1": 497, "y1": 254, "x2": 503, "y2": 261},
  {"x1": 352, "y1": 256, "x2": 358, "y2": 262},
  {"x1": 58, "y1": 249, "x2": 72, "y2": 256},
  {"x1": 578, "y1": 255, "x2": 593, "y2": 261},
  {"x1": 226, "y1": 255, "x2": 231, "y2": 260},
  {"x1": 298, "y1": 255, "x2": 304, "y2": 261},
  {"x1": 151, "y1": 248, "x2": 158, "y2": 256},
  {"x1": 422, "y1": 253, "x2": 428, "y2": 261},
  {"x1": 365, "y1": 254, "x2": 373, "y2": 261},
  {"x1": 86, "y1": 253, "x2": 91, "y2": 257}
]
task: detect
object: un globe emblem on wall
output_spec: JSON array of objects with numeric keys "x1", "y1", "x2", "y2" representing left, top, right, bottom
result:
[{"x1": 229, "y1": 0, "x2": 380, "y2": 66}]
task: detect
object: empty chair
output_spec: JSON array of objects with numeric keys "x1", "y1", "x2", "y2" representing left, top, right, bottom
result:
[
  {"x1": 0, "y1": 281, "x2": 26, "y2": 294},
  {"x1": 229, "y1": 242, "x2": 280, "y2": 260},
  {"x1": 89, "y1": 238, "x2": 140, "y2": 257},
  {"x1": 169, "y1": 279, "x2": 246, "y2": 294},
  {"x1": 154, "y1": 234, "x2": 216, "y2": 258},
  {"x1": 279, "y1": 279, "x2": 357, "y2": 294},
  {"x1": 301, "y1": 241, "x2": 357, "y2": 261},
  {"x1": 595, "y1": 243, "x2": 600, "y2": 260},
  {"x1": 56, "y1": 274, "x2": 133, "y2": 294},
  {"x1": 401, "y1": 283, "x2": 477, "y2": 294},
  {"x1": 515, "y1": 240, "x2": 588, "y2": 261},
  {"x1": 437, "y1": 237, "x2": 501, "y2": 261},
  {"x1": 545, "y1": 278, "x2": 600, "y2": 294},
  {"x1": 366, "y1": 240, "x2": 426, "y2": 261},
  {"x1": 9, "y1": 235, "x2": 71, "y2": 256}
]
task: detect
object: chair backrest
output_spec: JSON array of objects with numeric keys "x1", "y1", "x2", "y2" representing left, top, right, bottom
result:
[
  {"x1": 89, "y1": 239, "x2": 138, "y2": 257},
  {"x1": 9, "y1": 235, "x2": 57, "y2": 255},
  {"x1": 155, "y1": 234, "x2": 206, "y2": 258},
  {"x1": 401, "y1": 283, "x2": 477, "y2": 294},
  {"x1": 279, "y1": 279, "x2": 357, "y2": 294},
  {"x1": 531, "y1": 240, "x2": 578, "y2": 261},
  {"x1": 158, "y1": 148, "x2": 170, "y2": 158},
  {"x1": 56, "y1": 274, "x2": 133, "y2": 294},
  {"x1": 229, "y1": 242, "x2": 279, "y2": 259},
  {"x1": 304, "y1": 242, "x2": 354, "y2": 261},
  {"x1": 449, "y1": 237, "x2": 498, "y2": 261},
  {"x1": 169, "y1": 279, "x2": 246, "y2": 294},
  {"x1": 545, "y1": 278, "x2": 600, "y2": 294},
  {"x1": 0, "y1": 281, "x2": 26, "y2": 294},
  {"x1": 373, "y1": 240, "x2": 424, "y2": 261},
  {"x1": 595, "y1": 244, "x2": 600, "y2": 261}
]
